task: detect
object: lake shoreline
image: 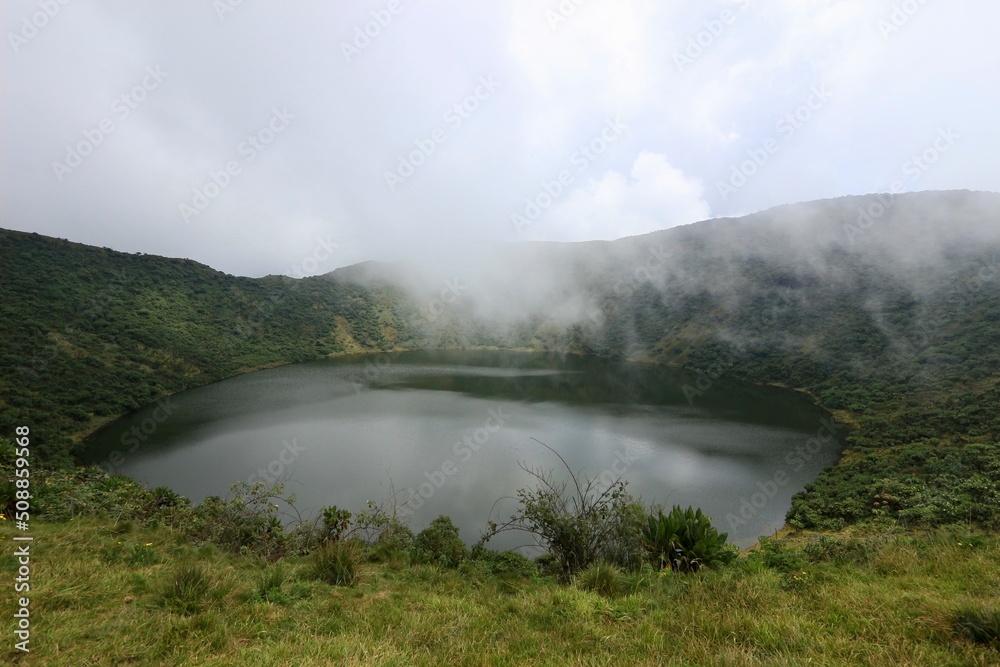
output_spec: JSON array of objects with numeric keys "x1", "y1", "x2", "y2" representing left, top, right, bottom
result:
[{"x1": 78, "y1": 348, "x2": 845, "y2": 550}]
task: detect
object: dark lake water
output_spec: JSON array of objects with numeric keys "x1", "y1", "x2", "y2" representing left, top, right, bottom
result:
[{"x1": 81, "y1": 350, "x2": 843, "y2": 549}]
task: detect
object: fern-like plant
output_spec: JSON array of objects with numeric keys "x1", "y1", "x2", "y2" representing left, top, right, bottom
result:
[{"x1": 642, "y1": 505, "x2": 736, "y2": 573}]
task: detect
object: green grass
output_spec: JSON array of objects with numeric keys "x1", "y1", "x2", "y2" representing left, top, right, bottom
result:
[{"x1": 3, "y1": 517, "x2": 998, "y2": 666}]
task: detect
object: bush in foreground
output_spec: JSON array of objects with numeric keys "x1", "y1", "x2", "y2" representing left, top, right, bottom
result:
[
  {"x1": 414, "y1": 515, "x2": 469, "y2": 567},
  {"x1": 190, "y1": 481, "x2": 292, "y2": 560},
  {"x1": 480, "y1": 440, "x2": 647, "y2": 578}
]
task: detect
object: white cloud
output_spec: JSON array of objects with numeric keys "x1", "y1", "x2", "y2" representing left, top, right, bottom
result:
[
  {"x1": 538, "y1": 151, "x2": 711, "y2": 241},
  {"x1": 507, "y1": 0, "x2": 660, "y2": 153}
]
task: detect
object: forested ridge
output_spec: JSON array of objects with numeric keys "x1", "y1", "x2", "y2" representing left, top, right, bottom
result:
[{"x1": 0, "y1": 229, "x2": 418, "y2": 465}]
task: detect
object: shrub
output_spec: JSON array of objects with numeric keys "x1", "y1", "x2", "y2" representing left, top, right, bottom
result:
[
  {"x1": 469, "y1": 547, "x2": 536, "y2": 578},
  {"x1": 414, "y1": 516, "x2": 468, "y2": 567},
  {"x1": 576, "y1": 562, "x2": 626, "y2": 597},
  {"x1": 349, "y1": 500, "x2": 414, "y2": 547},
  {"x1": 144, "y1": 486, "x2": 192, "y2": 526},
  {"x1": 190, "y1": 481, "x2": 292, "y2": 560},
  {"x1": 373, "y1": 520, "x2": 415, "y2": 554},
  {"x1": 150, "y1": 485, "x2": 185, "y2": 509},
  {"x1": 31, "y1": 468, "x2": 145, "y2": 523},
  {"x1": 535, "y1": 553, "x2": 561, "y2": 579},
  {"x1": 368, "y1": 517, "x2": 416, "y2": 567},
  {"x1": 294, "y1": 505, "x2": 356, "y2": 552},
  {"x1": 598, "y1": 499, "x2": 649, "y2": 572},
  {"x1": 643, "y1": 505, "x2": 736, "y2": 573},
  {"x1": 311, "y1": 541, "x2": 363, "y2": 586},
  {"x1": 480, "y1": 441, "x2": 646, "y2": 578},
  {"x1": 160, "y1": 564, "x2": 212, "y2": 614}
]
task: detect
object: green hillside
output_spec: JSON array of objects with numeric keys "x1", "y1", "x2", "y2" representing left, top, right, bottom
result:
[{"x1": 0, "y1": 230, "x2": 420, "y2": 466}]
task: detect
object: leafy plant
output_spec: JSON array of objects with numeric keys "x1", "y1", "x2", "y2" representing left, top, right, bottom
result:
[
  {"x1": 535, "y1": 553, "x2": 561, "y2": 579},
  {"x1": 642, "y1": 505, "x2": 736, "y2": 573},
  {"x1": 190, "y1": 480, "x2": 294, "y2": 560},
  {"x1": 319, "y1": 506, "x2": 352, "y2": 542},
  {"x1": 370, "y1": 516, "x2": 415, "y2": 554},
  {"x1": 307, "y1": 485, "x2": 414, "y2": 551}
]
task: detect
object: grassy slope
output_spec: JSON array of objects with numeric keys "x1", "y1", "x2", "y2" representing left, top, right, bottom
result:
[{"x1": 2, "y1": 517, "x2": 998, "y2": 666}]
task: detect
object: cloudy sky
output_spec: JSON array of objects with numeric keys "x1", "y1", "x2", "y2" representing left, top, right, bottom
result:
[{"x1": 2, "y1": 1, "x2": 998, "y2": 277}]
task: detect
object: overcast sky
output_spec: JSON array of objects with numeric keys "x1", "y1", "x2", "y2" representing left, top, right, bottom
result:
[{"x1": 2, "y1": 1, "x2": 998, "y2": 277}]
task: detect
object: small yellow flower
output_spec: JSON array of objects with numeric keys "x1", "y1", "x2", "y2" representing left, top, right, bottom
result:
[{"x1": 145, "y1": 543, "x2": 153, "y2": 547}]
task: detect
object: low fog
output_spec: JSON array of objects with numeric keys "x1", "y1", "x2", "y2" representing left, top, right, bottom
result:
[{"x1": 328, "y1": 191, "x2": 999, "y2": 356}]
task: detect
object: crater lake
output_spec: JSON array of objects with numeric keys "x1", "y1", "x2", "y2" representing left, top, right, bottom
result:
[{"x1": 81, "y1": 350, "x2": 843, "y2": 549}]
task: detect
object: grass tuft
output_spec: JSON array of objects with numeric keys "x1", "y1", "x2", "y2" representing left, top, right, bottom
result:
[
  {"x1": 160, "y1": 563, "x2": 212, "y2": 615},
  {"x1": 576, "y1": 562, "x2": 626, "y2": 597},
  {"x1": 251, "y1": 563, "x2": 289, "y2": 604},
  {"x1": 311, "y1": 541, "x2": 363, "y2": 586}
]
